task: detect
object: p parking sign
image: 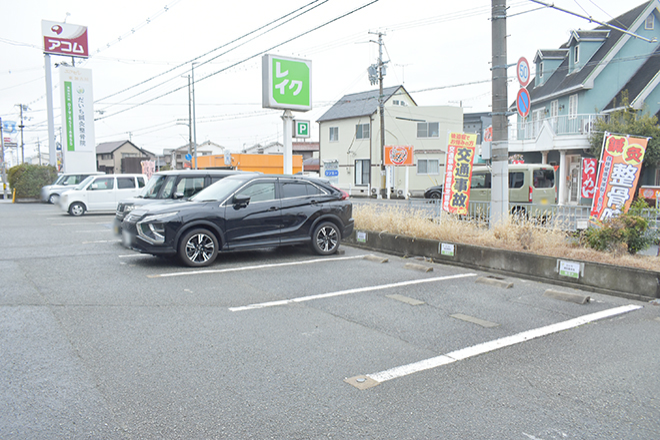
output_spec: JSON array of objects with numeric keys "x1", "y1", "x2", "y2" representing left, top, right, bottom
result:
[
  {"x1": 294, "y1": 120, "x2": 310, "y2": 138},
  {"x1": 262, "y1": 54, "x2": 312, "y2": 112}
]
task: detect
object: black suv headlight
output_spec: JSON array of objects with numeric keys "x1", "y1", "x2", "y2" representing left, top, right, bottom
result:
[{"x1": 136, "y1": 212, "x2": 179, "y2": 245}]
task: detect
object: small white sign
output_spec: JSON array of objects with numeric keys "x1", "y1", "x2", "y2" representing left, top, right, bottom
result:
[
  {"x1": 558, "y1": 260, "x2": 581, "y2": 279},
  {"x1": 356, "y1": 231, "x2": 367, "y2": 243},
  {"x1": 440, "y1": 243, "x2": 455, "y2": 257}
]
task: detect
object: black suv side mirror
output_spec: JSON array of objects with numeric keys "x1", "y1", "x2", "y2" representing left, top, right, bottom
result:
[{"x1": 233, "y1": 194, "x2": 250, "y2": 208}]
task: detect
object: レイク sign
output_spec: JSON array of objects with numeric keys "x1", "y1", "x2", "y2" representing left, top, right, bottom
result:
[
  {"x1": 589, "y1": 133, "x2": 648, "y2": 224},
  {"x1": 42, "y1": 20, "x2": 89, "y2": 58},
  {"x1": 441, "y1": 133, "x2": 477, "y2": 215},
  {"x1": 262, "y1": 54, "x2": 311, "y2": 111}
]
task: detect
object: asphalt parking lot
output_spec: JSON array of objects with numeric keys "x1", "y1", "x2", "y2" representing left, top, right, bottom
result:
[{"x1": 1, "y1": 202, "x2": 659, "y2": 439}]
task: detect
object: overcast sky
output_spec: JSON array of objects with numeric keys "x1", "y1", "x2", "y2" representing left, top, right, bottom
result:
[{"x1": 0, "y1": 0, "x2": 646, "y2": 161}]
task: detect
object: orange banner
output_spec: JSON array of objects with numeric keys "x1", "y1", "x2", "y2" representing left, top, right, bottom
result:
[
  {"x1": 589, "y1": 134, "x2": 648, "y2": 224},
  {"x1": 441, "y1": 133, "x2": 477, "y2": 215},
  {"x1": 384, "y1": 145, "x2": 414, "y2": 166}
]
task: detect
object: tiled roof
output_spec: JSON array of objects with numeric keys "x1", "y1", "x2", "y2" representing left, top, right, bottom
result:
[
  {"x1": 317, "y1": 85, "x2": 408, "y2": 122},
  {"x1": 526, "y1": 1, "x2": 651, "y2": 104}
]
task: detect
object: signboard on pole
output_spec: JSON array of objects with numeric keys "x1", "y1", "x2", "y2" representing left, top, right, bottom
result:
[
  {"x1": 262, "y1": 54, "x2": 312, "y2": 111},
  {"x1": 59, "y1": 66, "x2": 96, "y2": 172},
  {"x1": 293, "y1": 120, "x2": 310, "y2": 138},
  {"x1": 441, "y1": 133, "x2": 478, "y2": 215},
  {"x1": 384, "y1": 145, "x2": 413, "y2": 166},
  {"x1": 42, "y1": 20, "x2": 89, "y2": 58},
  {"x1": 589, "y1": 133, "x2": 648, "y2": 224},
  {"x1": 323, "y1": 160, "x2": 339, "y2": 185}
]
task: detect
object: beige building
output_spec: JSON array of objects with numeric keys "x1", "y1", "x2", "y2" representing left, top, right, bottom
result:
[
  {"x1": 317, "y1": 85, "x2": 463, "y2": 197},
  {"x1": 96, "y1": 140, "x2": 154, "y2": 174}
]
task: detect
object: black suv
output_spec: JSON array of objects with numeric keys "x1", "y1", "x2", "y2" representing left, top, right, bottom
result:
[
  {"x1": 114, "y1": 169, "x2": 250, "y2": 233},
  {"x1": 120, "y1": 174, "x2": 354, "y2": 267}
]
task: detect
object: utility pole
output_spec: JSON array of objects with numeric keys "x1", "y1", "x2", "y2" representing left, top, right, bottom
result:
[
  {"x1": 369, "y1": 31, "x2": 388, "y2": 199},
  {"x1": 0, "y1": 118, "x2": 8, "y2": 199},
  {"x1": 490, "y1": 0, "x2": 510, "y2": 226},
  {"x1": 18, "y1": 104, "x2": 26, "y2": 164},
  {"x1": 187, "y1": 74, "x2": 193, "y2": 159},
  {"x1": 191, "y1": 63, "x2": 198, "y2": 170}
]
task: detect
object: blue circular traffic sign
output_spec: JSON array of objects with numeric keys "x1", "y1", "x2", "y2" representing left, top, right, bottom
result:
[
  {"x1": 185, "y1": 153, "x2": 192, "y2": 161},
  {"x1": 517, "y1": 88, "x2": 531, "y2": 119}
]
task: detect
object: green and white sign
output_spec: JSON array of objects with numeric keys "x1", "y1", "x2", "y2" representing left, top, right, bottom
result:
[
  {"x1": 558, "y1": 260, "x2": 582, "y2": 279},
  {"x1": 294, "y1": 120, "x2": 310, "y2": 138},
  {"x1": 440, "y1": 243, "x2": 455, "y2": 257},
  {"x1": 262, "y1": 54, "x2": 312, "y2": 111}
]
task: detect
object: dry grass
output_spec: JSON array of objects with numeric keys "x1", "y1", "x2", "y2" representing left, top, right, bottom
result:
[{"x1": 354, "y1": 204, "x2": 660, "y2": 272}]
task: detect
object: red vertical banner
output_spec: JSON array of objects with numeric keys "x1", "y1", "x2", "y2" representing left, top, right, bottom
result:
[
  {"x1": 589, "y1": 133, "x2": 648, "y2": 224},
  {"x1": 441, "y1": 132, "x2": 477, "y2": 215},
  {"x1": 580, "y1": 158, "x2": 597, "y2": 199}
]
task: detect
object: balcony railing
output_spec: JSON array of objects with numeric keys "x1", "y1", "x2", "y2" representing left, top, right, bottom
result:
[{"x1": 512, "y1": 114, "x2": 608, "y2": 141}]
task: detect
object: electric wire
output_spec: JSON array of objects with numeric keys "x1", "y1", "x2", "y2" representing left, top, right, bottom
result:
[
  {"x1": 95, "y1": 0, "x2": 382, "y2": 121},
  {"x1": 94, "y1": 0, "x2": 327, "y2": 104}
]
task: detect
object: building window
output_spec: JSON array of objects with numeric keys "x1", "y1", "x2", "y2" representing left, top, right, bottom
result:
[
  {"x1": 355, "y1": 159, "x2": 370, "y2": 186},
  {"x1": 417, "y1": 159, "x2": 440, "y2": 175},
  {"x1": 568, "y1": 94, "x2": 578, "y2": 120},
  {"x1": 539, "y1": 61, "x2": 544, "y2": 79},
  {"x1": 551, "y1": 100, "x2": 559, "y2": 118},
  {"x1": 646, "y1": 14, "x2": 655, "y2": 30},
  {"x1": 356, "y1": 123, "x2": 370, "y2": 140},
  {"x1": 329, "y1": 127, "x2": 338, "y2": 142},
  {"x1": 417, "y1": 122, "x2": 440, "y2": 138},
  {"x1": 574, "y1": 45, "x2": 580, "y2": 64},
  {"x1": 392, "y1": 100, "x2": 407, "y2": 106}
]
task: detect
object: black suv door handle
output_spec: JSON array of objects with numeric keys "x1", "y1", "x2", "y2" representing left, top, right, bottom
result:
[{"x1": 268, "y1": 206, "x2": 279, "y2": 211}]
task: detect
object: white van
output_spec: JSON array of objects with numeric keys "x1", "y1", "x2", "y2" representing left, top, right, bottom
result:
[
  {"x1": 40, "y1": 172, "x2": 105, "y2": 204},
  {"x1": 59, "y1": 174, "x2": 148, "y2": 216}
]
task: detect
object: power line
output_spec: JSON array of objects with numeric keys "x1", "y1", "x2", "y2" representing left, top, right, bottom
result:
[
  {"x1": 95, "y1": 0, "x2": 382, "y2": 121},
  {"x1": 94, "y1": 0, "x2": 327, "y2": 105}
]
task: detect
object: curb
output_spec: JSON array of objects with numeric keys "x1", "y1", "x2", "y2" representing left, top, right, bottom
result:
[{"x1": 347, "y1": 230, "x2": 660, "y2": 301}]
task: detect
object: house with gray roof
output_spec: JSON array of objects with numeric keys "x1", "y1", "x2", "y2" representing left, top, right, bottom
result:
[
  {"x1": 510, "y1": 0, "x2": 660, "y2": 205},
  {"x1": 317, "y1": 85, "x2": 462, "y2": 197},
  {"x1": 96, "y1": 140, "x2": 154, "y2": 174}
]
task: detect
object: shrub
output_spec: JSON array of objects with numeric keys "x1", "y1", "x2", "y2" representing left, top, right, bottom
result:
[
  {"x1": 581, "y1": 200, "x2": 653, "y2": 255},
  {"x1": 7, "y1": 164, "x2": 58, "y2": 199}
]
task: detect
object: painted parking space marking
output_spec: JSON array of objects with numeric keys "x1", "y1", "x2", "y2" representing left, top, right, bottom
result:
[
  {"x1": 148, "y1": 255, "x2": 366, "y2": 279},
  {"x1": 347, "y1": 304, "x2": 642, "y2": 389},
  {"x1": 83, "y1": 239, "x2": 120, "y2": 244},
  {"x1": 118, "y1": 253, "x2": 152, "y2": 258},
  {"x1": 229, "y1": 273, "x2": 477, "y2": 312},
  {"x1": 451, "y1": 313, "x2": 499, "y2": 328}
]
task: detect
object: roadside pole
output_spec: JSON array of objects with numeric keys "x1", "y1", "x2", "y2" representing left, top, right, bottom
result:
[
  {"x1": 45, "y1": 53, "x2": 57, "y2": 167},
  {"x1": 282, "y1": 110, "x2": 293, "y2": 174},
  {"x1": 0, "y1": 119, "x2": 8, "y2": 199},
  {"x1": 490, "y1": 0, "x2": 510, "y2": 226}
]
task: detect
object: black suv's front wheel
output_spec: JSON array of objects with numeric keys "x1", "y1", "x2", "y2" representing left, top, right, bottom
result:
[
  {"x1": 311, "y1": 221, "x2": 340, "y2": 255},
  {"x1": 178, "y1": 228, "x2": 219, "y2": 267}
]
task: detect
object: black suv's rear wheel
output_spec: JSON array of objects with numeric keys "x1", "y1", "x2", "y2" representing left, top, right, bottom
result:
[
  {"x1": 311, "y1": 221, "x2": 340, "y2": 255},
  {"x1": 178, "y1": 228, "x2": 219, "y2": 267}
]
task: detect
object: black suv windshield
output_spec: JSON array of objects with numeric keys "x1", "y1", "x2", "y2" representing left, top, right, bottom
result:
[
  {"x1": 190, "y1": 176, "x2": 247, "y2": 202},
  {"x1": 140, "y1": 175, "x2": 171, "y2": 199}
]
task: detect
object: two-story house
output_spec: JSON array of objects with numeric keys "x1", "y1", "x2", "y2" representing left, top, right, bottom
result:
[
  {"x1": 96, "y1": 140, "x2": 154, "y2": 174},
  {"x1": 510, "y1": 0, "x2": 660, "y2": 205},
  {"x1": 317, "y1": 85, "x2": 463, "y2": 197}
]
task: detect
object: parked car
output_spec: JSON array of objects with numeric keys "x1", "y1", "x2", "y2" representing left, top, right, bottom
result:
[
  {"x1": 120, "y1": 174, "x2": 354, "y2": 267},
  {"x1": 40, "y1": 172, "x2": 105, "y2": 204},
  {"x1": 113, "y1": 169, "x2": 252, "y2": 234},
  {"x1": 60, "y1": 174, "x2": 148, "y2": 216},
  {"x1": 425, "y1": 164, "x2": 556, "y2": 214},
  {"x1": 468, "y1": 164, "x2": 557, "y2": 213},
  {"x1": 424, "y1": 184, "x2": 443, "y2": 199}
]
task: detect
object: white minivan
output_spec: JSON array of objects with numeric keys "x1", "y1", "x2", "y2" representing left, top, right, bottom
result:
[{"x1": 60, "y1": 174, "x2": 148, "y2": 216}]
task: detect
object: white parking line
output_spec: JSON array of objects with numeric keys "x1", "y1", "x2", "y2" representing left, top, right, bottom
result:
[
  {"x1": 149, "y1": 255, "x2": 366, "y2": 279},
  {"x1": 229, "y1": 273, "x2": 477, "y2": 312},
  {"x1": 118, "y1": 253, "x2": 153, "y2": 258},
  {"x1": 362, "y1": 304, "x2": 642, "y2": 385},
  {"x1": 82, "y1": 240, "x2": 120, "y2": 244}
]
